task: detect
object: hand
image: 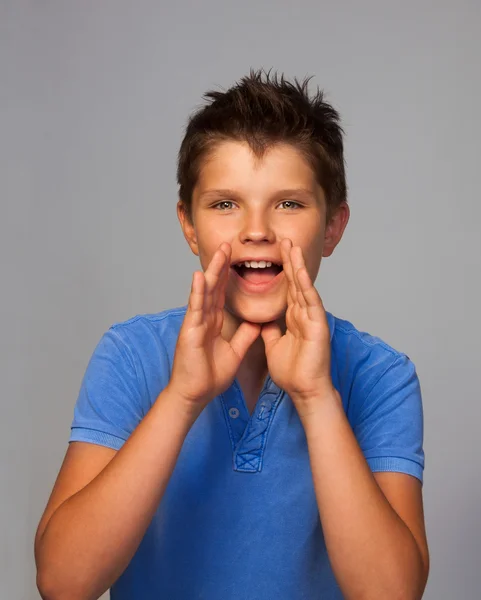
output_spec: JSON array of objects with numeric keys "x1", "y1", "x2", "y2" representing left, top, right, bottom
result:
[
  {"x1": 169, "y1": 242, "x2": 261, "y2": 415},
  {"x1": 261, "y1": 239, "x2": 335, "y2": 416}
]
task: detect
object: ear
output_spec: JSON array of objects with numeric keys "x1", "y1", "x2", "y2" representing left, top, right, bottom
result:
[
  {"x1": 322, "y1": 202, "x2": 350, "y2": 258},
  {"x1": 177, "y1": 200, "x2": 199, "y2": 256}
]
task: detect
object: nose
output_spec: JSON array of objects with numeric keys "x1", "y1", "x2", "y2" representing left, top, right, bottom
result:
[{"x1": 239, "y1": 209, "x2": 276, "y2": 244}]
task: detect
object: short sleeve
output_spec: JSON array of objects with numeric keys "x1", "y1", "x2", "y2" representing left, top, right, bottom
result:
[
  {"x1": 353, "y1": 353, "x2": 425, "y2": 484},
  {"x1": 69, "y1": 327, "x2": 145, "y2": 450}
]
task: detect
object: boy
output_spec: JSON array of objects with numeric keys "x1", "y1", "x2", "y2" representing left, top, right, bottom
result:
[{"x1": 35, "y1": 70, "x2": 429, "y2": 599}]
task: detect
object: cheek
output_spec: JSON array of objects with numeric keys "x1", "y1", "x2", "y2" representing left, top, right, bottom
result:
[
  {"x1": 196, "y1": 224, "x2": 234, "y2": 265},
  {"x1": 196, "y1": 238, "x2": 221, "y2": 270},
  {"x1": 286, "y1": 218, "x2": 323, "y2": 250}
]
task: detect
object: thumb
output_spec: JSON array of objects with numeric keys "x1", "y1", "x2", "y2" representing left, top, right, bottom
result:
[
  {"x1": 230, "y1": 321, "x2": 261, "y2": 360},
  {"x1": 261, "y1": 322, "x2": 282, "y2": 353}
]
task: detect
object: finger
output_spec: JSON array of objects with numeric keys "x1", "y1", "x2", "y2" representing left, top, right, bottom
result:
[
  {"x1": 280, "y1": 238, "x2": 297, "y2": 306},
  {"x1": 296, "y1": 266, "x2": 325, "y2": 322},
  {"x1": 215, "y1": 248, "x2": 232, "y2": 311},
  {"x1": 291, "y1": 246, "x2": 307, "y2": 308},
  {"x1": 204, "y1": 243, "x2": 230, "y2": 283},
  {"x1": 204, "y1": 246, "x2": 229, "y2": 313},
  {"x1": 229, "y1": 321, "x2": 261, "y2": 361},
  {"x1": 211, "y1": 260, "x2": 230, "y2": 336},
  {"x1": 213, "y1": 243, "x2": 232, "y2": 311},
  {"x1": 260, "y1": 321, "x2": 282, "y2": 353},
  {"x1": 210, "y1": 243, "x2": 231, "y2": 289},
  {"x1": 284, "y1": 266, "x2": 295, "y2": 307},
  {"x1": 186, "y1": 271, "x2": 205, "y2": 327}
]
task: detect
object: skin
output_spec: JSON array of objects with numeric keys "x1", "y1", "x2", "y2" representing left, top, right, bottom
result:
[
  {"x1": 175, "y1": 139, "x2": 429, "y2": 598},
  {"x1": 177, "y1": 139, "x2": 350, "y2": 398},
  {"x1": 33, "y1": 139, "x2": 428, "y2": 599}
]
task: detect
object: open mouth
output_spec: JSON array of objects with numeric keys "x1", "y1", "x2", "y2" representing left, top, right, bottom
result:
[{"x1": 232, "y1": 261, "x2": 283, "y2": 284}]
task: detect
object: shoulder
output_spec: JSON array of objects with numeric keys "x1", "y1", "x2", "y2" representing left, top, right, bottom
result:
[
  {"x1": 110, "y1": 304, "x2": 187, "y2": 334},
  {"x1": 74, "y1": 305, "x2": 188, "y2": 423},
  {"x1": 330, "y1": 312, "x2": 408, "y2": 368},
  {"x1": 328, "y1": 314, "x2": 425, "y2": 482},
  {"x1": 329, "y1": 313, "x2": 419, "y2": 416},
  {"x1": 108, "y1": 305, "x2": 187, "y2": 356}
]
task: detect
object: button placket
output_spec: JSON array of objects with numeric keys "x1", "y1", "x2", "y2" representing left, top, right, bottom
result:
[
  {"x1": 233, "y1": 389, "x2": 283, "y2": 472},
  {"x1": 220, "y1": 377, "x2": 284, "y2": 472},
  {"x1": 220, "y1": 381, "x2": 249, "y2": 448}
]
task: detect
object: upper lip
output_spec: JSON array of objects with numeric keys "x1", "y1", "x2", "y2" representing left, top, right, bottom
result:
[{"x1": 231, "y1": 257, "x2": 283, "y2": 266}]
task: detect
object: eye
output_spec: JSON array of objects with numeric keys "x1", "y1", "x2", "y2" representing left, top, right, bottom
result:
[
  {"x1": 213, "y1": 201, "x2": 235, "y2": 210},
  {"x1": 278, "y1": 200, "x2": 302, "y2": 210}
]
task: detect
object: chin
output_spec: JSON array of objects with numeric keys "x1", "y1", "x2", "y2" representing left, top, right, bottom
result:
[{"x1": 226, "y1": 297, "x2": 287, "y2": 325}]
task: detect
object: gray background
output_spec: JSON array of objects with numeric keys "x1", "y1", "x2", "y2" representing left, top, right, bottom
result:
[{"x1": 2, "y1": 1, "x2": 480, "y2": 598}]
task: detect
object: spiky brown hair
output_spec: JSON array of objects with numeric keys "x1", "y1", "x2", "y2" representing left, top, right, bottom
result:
[{"x1": 176, "y1": 68, "x2": 347, "y2": 223}]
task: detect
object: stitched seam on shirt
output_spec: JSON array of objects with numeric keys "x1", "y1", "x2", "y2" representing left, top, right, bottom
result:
[
  {"x1": 362, "y1": 354, "x2": 404, "y2": 408},
  {"x1": 238, "y1": 453, "x2": 258, "y2": 469},
  {"x1": 70, "y1": 426, "x2": 127, "y2": 442},
  {"x1": 109, "y1": 327, "x2": 137, "y2": 369},
  {"x1": 335, "y1": 323, "x2": 403, "y2": 357},
  {"x1": 256, "y1": 389, "x2": 284, "y2": 471},
  {"x1": 366, "y1": 455, "x2": 423, "y2": 467},
  {"x1": 145, "y1": 308, "x2": 187, "y2": 322},
  {"x1": 220, "y1": 394, "x2": 236, "y2": 452},
  {"x1": 111, "y1": 308, "x2": 187, "y2": 329},
  {"x1": 107, "y1": 327, "x2": 145, "y2": 417}
]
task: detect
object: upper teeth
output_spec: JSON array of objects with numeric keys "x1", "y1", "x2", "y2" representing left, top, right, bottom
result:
[{"x1": 242, "y1": 260, "x2": 272, "y2": 268}]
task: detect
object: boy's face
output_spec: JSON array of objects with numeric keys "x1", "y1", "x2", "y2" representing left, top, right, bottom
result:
[{"x1": 178, "y1": 140, "x2": 349, "y2": 325}]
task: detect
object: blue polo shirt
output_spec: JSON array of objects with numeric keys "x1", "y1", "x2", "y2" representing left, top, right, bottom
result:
[{"x1": 69, "y1": 306, "x2": 425, "y2": 599}]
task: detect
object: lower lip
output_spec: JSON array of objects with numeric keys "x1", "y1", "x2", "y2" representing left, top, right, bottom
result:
[{"x1": 230, "y1": 267, "x2": 285, "y2": 294}]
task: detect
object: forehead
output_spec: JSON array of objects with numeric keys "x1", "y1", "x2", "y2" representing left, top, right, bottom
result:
[{"x1": 194, "y1": 140, "x2": 321, "y2": 199}]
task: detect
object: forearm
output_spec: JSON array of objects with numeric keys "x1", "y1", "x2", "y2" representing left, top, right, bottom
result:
[
  {"x1": 299, "y1": 390, "x2": 425, "y2": 600},
  {"x1": 36, "y1": 385, "x2": 197, "y2": 600}
]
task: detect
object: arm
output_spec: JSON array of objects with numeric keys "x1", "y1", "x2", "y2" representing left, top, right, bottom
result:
[
  {"x1": 35, "y1": 386, "x2": 197, "y2": 600},
  {"x1": 300, "y1": 389, "x2": 429, "y2": 600},
  {"x1": 36, "y1": 242, "x2": 260, "y2": 600},
  {"x1": 261, "y1": 239, "x2": 429, "y2": 600}
]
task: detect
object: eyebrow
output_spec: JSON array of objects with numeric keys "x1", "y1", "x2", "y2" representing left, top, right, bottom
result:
[{"x1": 199, "y1": 188, "x2": 317, "y2": 201}]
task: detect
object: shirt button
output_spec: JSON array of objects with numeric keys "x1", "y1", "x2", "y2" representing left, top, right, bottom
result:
[{"x1": 228, "y1": 407, "x2": 240, "y2": 419}]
